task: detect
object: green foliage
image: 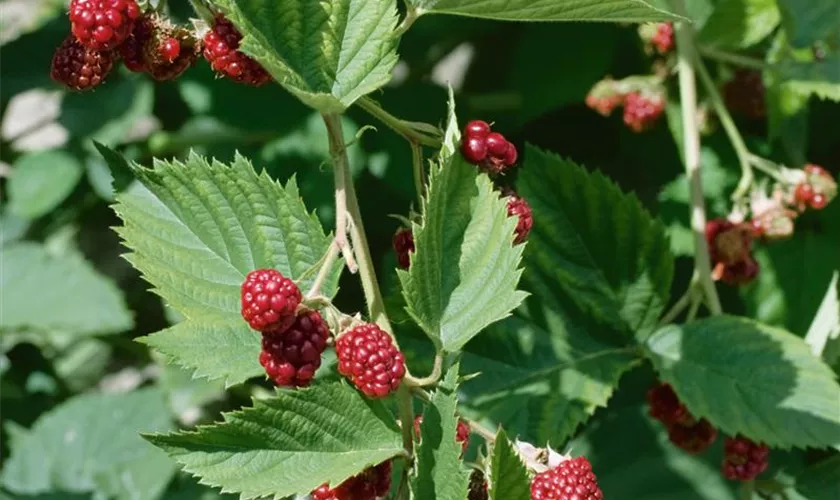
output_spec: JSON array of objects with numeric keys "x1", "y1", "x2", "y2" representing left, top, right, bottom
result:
[
  {"x1": 794, "y1": 455, "x2": 840, "y2": 500},
  {"x1": 114, "y1": 152, "x2": 340, "y2": 385},
  {"x1": 407, "y1": 0, "x2": 682, "y2": 22},
  {"x1": 211, "y1": 0, "x2": 399, "y2": 112},
  {"x1": 399, "y1": 98, "x2": 526, "y2": 353},
  {"x1": 776, "y1": 0, "x2": 840, "y2": 48},
  {"x1": 518, "y1": 146, "x2": 674, "y2": 340},
  {"x1": 145, "y1": 383, "x2": 403, "y2": 499},
  {"x1": 7, "y1": 150, "x2": 82, "y2": 219},
  {"x1": 1, "y1": 388, "x2": 175, "y2": 499},
  {"x1": 0, "y1": 242, "x2": 133, "y2": 338},
  {"x1": 697, "y1": 0, "x2": 779, "y2": 49},
  {"x1": 646, "y1": 315, "x2": 840, "y2": 449},
  {"x1": 411, "y1": 369, "x2": 471, "y2": 499},
  {"x1": 488, "y1": 429, "x2": 531, "y2": 500}
]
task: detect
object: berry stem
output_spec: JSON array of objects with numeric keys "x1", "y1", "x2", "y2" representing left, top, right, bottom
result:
[
  {"x1": 658, "y1": 285, "x2": 693, "y2": 325},
  {"x1": 410, "y1": 141, "x2": 426, "y2": 207},
  {"x1": 322, "y1": 114, "x2": 392, "y2": 333},
  {"x1": 698, "y1": 47, "x2": 768, "y2": 71},
  {"x1": 673, "y1": 7, "x2": 723, "y2": 316},
  {"x1": 746, "y1": 153, "x2": 787, "y2": 183},
  {"x1": 405, "y1": 353, "x2": 443, "y2": 387},
  {"x1": 692, "y1": 49, "x2": 754, "y2": 202},
  {"x1": 393, "y1": 4, "x2": 421, "y2": 38},
  {"x1": 306, "y1": 243, "x2": 341, "y2": 299},
  {"x1": 357, "y1": 97, "x2": 443, "y2": 148},
  {"x1": 463, "y1": 417, "x2": 497, "y2": 443}
]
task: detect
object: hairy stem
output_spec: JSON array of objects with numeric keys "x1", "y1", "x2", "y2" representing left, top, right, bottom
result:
[
  {"x1": 323, "y1": 114, "x2": 393, "y2": 333},
  {"x1": 306, "y1": 243, "x2": 340, "y2": 298},
  {"x1": 357, "y1": 97, "x2": 442, "y2": 148},
  {"x1": 698, "y1": 46, "x2": 768, "y2": 71},
  {"x1": 693, "y1": 51, "x2": 754, "y2": 202},
  {"x1": 464, "y1": 417, "x2": 497, "y2": 443},
  {"x1": 674, "y1": 6, "x2": 723, "y2": 316}
]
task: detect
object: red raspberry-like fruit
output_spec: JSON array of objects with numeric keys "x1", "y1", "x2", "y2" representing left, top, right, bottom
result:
[
  {"x1": 647, "y1": 382, "x2": 689, "y2": 426},
  {"x1": 722, "y1": 436, "x2": 769, "y2": 481},
  {"x1": 336, "y1": 323, "x2": 406, "y2": 398},
  {"x1": 530, "y1": 456, "x2": 603, "y2": 500},
  {"x1": 159, "y1": 37, "x2": 180, "y2": 62},
  {"x1": 723, "y1": 70, "x2": 765, "y2": 119},
  {"x1": 51, "y1": 35, "x2": 115, "y2": 91},
  {"x1": 461, "y1": 121, "x2": 517, "y2": 174},
  {"x1": 69, "y1": 0, "x2": 141, "y2": 51},
  {"x1": 203, "y1": 15, "x2": 271, "y2": 86},
  {"x1": 465, "y1": 120, "x2": 491, "y2": 139},
  {"x1": 706, "y1": 218, "x2": 759, "y2": 285},
  {"x1": 392, "y1": 228, "x2": 414, "y2": 270},
  {"x1": 667, "y1": 418, "x2": 718, "y2": 454},
  {"x1": 651, "y1": 23, "x2": 674, "y2": 54},
  {"x1": 119, "y1": 15, "x2": 199, "y2": 80},
  {"x1": 413, "y1": 415, "x2": 471, "y2": 453},
  {"x1": 506, "y1": 192, "x2": 533, "y2": 245},
  {"x1": 485, "y1": 132, "x2": 509, "y2": 158},
  {"x1": 468, "y1": 469, "x2": 489, "y2": 500},
  {"x1": 312, "y1": 461, "x2": 391, "y2": 500},
  {"x1": 259, "y1": 311, "x2": 329, "y2": 387},
  {"x1": 241, "y1": 269, "x2": 301, "y2": 334},
  {"x1": 623, "y1": 91, "x2": 665, "y2": 133}
]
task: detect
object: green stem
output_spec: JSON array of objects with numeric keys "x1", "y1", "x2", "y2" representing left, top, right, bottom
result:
[
  {"x1": 357, "y1": 97, "x2": 442, "y2": 148},
  {"x1": 463, "y1": 417, "x2": 497, "y2": 443},
  {"x1": 393, "y1": 3, "x2": 420, "y2": 38},
  {"x1": 693, "y1": 50, "x2": 754, "y2": 202},
  {"x1": 322, "y1": 114, "x2": 392, "y2": 333},
  {"x1": 658, "y1": 287, "x2": 693, "y2": 325},
  {"x1": 405, "y1": 353, "x2": 442, "y2": 387},
  {"x1": 395, "y1": 385, "x2": 415, "y2": 500},
  {"x1": 673, "y1": 4, "x2": 723, "y2": 316},
  {"x1": 747, "y1": 153, "x2": 787, "y2": 183},
  {"x1": 305, "y1": 243, "x2": 340, "y2": 298},
  {"x1": 410, "y1": 141, "x2": 426, "y2": 207},
  {"x1": 698, "y1": 46, "x2": 768, "y2": 71}
]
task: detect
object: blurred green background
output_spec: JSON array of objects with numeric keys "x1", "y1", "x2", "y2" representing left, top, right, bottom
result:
[{"x1": 1, "y1": 0, "x2": 839, "y2": 499}]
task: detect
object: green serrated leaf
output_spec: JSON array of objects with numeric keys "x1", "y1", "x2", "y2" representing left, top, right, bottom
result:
[
  {"x1": 146, "y1": 382, "x2": 402, "y2": 500},
  {"x1": 488, "y1": 429, "x2": 530, "y2": 500},
  {"x1": 399, "y1": 98, "x2": 526, "y2": 353},
  {"x1": 804, "y1": 272, "x2": 840, "y2": 357},
  {"x1": 646, "y1": 315, "x2": 840, "y2": 450},
  {"x1": 460, "y1": 298, "x2": 639, "y2": 445},
  {"x1": 93, "y1": 141, "x2": 136, "y2": 194},
  {"x1": 411, "y1": 369, "x2": 471, "y2": 500},
  {"x1": 8, "y1": 150, "x2": 83, "y2": 220},
  {"x1": 779, "y1": 55, "x2": 840, "y2": 102},
  {"x1": 0, "y1": 242, "x2": 133, "y2": 337},
  {"x1": 697, "y1": 0, "x2": 779, "y2": 49},
  {"x1": 407, "y1": 0, "x2": 682, "y2": 22},
  {"x1": 210, "y1": 0, "x2": 399, "y2": 112},
  {"x1": 115, "y1": 151, "x2": 340, "y2": 384},
  {"x1": 519, "y1": 145, "x2": 674, "y2": 340},
  {"x1": 776, "y1": 0, "x2": 840, "y2": 48},
  {"x1": 794, "y1": 454, "x2": 840, "y2": 500},
  {"x1": 1, "y1": 388, "x2": 175, "y2": 500}
]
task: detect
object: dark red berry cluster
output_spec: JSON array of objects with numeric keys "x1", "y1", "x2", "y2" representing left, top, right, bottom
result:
[
  {"x1": 723, "y1": 70, "x2": 766, "y2": 119},
  {"x1": 647, "y1": 382, "x2": 718, "y2": 454},
  {"x1": 468, "y1": 470, "x2": 489, "y2": 500},
  {"x1": 392, "y1": 228, "x2": 414, "y2": 270},
  {"x1": 312, "y1": 460, "x2": 391, "y2": 500},
  {"x1": 50, "y1": 36, "x2": 116, "y2": 91},
  {"x1": 119, "y1": 14, "x2": 200, "y2": 81},
  {"x1": 241, "y1": 269, "x2": 329, "y2": 387},
  {"x1": 721, "y1": 436, "x2": 769, "y2": 481},
  {"x1": 530, "y1": 456, "x2": 604, "y2": 500},
  {"x1": 413, "y1": 415, "x2": 471, "y2": 454},
  {"x1": 203, "y1": 15, "x2": 271, "y2": 86},
  {"x1": 585, "y1": 82, "x2": 666, "y2": 133},
  {"x1": 461, "y1": 120, "x2": 518, "y2": 175},
  {"x1": 69, "y1": 0, "x2": 141, "y2": 51},
  {"x1": 705, "y1": 218, "x2": 759, "y2": 285},
  {"x1": 505, "y1": 191, "x2": 533, "y2": 245},
  {"x1": 336, "y1": 323, "x2": 406, "y2": 398}
]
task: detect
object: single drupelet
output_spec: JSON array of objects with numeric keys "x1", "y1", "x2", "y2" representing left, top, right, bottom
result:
[{"x1": 336, "y1": 323, "x2": 406, "y2": 398}]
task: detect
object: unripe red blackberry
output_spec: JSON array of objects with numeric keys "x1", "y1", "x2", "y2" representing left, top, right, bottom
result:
[
  {"x1": 796, "y1": 163, "x2": 837, "y2": 210},
  {"x1": 312, "y1": 460, "x2": 391, "y2": 500},
  {"x1": 159, "y1": 37, "x2": 180, "y2": 62},
  {"x1": 203, "y1": 15, "x2": 271, "y2": 86},
  {"x1": 623, "y1": 91, "x2": 665, "y2": 133},
  {"x1": 336, "y1": 323, "x2": 405, "y2": 398},
  {"x1": 506, "y1": 191, "x2": 533, "y2": 245},
  {"x1": 706, "y1": 218, "x2": 759, "y2": 285},
  {"x1": 461, "y1": 136, "x2": 488, "y2": 164},
  {"x1": 530, "y1": 456, "x2": 603, "y2": 500},
  {"x1": 259, "y1": 311, "x2": 329, "y2": 387},
  {"x1": 485, "y1": 132, "x2": 508, "y2": 158},
  {"x1": 461, "y1": 121, "x2": 517, "y2": 175},
  {"x1": 119, "y1": 15, "x2": 200, "y2": 81},
  {"x1": 647, "y1": 382, "x2": 689, "y2": 426},
  {"x1": 413, "y1": 415, "x2": 471, "y2": 453},
  {"x1": 392, "y1": 228, "x2": 414, "y2": 270},
  {"x1": 51, "y1": 35, "x2": 115, "y2": 91},
  {"x1": 667, "y1": 419, "x2": 718, "y2": 454},
  {"x1": 240, "y1": 269, "x2": 301, "y2": 334},
  {"x1": 69, "y1": 0, "x2": 141, "y2": 51},
  {"x1": 722, "y1": 436, "x2": 769, "y2": 481}
]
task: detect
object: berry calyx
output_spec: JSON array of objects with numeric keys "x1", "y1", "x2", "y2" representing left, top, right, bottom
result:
[
  {"x1": 159, "y1": 37, "x2": 180, "y2": 63},
  {"x1": 623, "y1": 91, "x2": 665, "y2": 133},
  {"x1": 413, "y1": 415, "x2": 471, "y2": 453},
  {"x1": 505, "y1": 191, "x2": 533, "y2": 245},
  {"x1": 461, "y1": 120, "x2": 517, "y2": 175},
  {"x1": 706, "y1": 218, "x2": 759, "y2": 285},
  {"x1": 530, "y1": 456, "x2": 603, "y2": 500},
  {"x1": 203, "y1": 15, "x2": 271, "y2": 86},
  {"x1": 240, "y1": 269, "x2": 302, "y2": 334},
  {"x1": 392, "y1": 228, "x2": 414, "y2": 270},
  {"x1": 69, "y1": 0, "x2": 141, "y2": 51},
  {"x1": 722, "y1": 436, "x2": 769, "y2": 481},
  {"x1": 312, "y1": 460, "x2": 392, "y2": 500},
  {"x1": 259, "y1": 311, "x2": 329, "y2": 387},
  {"x1": 585, "y1": 78, "x2": 624, "y2": 117},
  {"x1": 50, "y1": 35, "x2": 115, "y2": 91},
  {"x1": 336, "y1": 323, "x2": 406, "y2": 398},
  {"x1": 647, "y1": 382, "x2": 689, "y2": 426}
]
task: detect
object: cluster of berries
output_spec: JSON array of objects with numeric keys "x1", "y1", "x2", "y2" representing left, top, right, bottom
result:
[
  {"x1": 638, "y1": 22, "x2": 675, "y2": 55},
  {"x1": 51, "y1": 1, "x2": 269, "y2": 91},
  {"x1": 585, "y1": 79, "x2": 666, "y2": 133},
  {"x1": 648, "y1": 382, "x2": 769, "y2": 481},
  {"x1": 723, "y1": 69, "x2": 766, "y2": 119},
  {"x1": 312, "y1": 461, "x2": 391, "y2": 500},
  {"x1": 241, "y1": 269, "x2": 406, "y2": 397},
  {"x1": 530, "y1": 456, "x2": 604, "y2": 500},
  {"x1": 392, "y1": 119, "x2": 533, "y2": 269},
  {"x1": 647, "y1": 382, "x2": 719, "y2": 453},
  {"x1": 791, "y1": 164, "x2": 836, "y2": 211}
]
